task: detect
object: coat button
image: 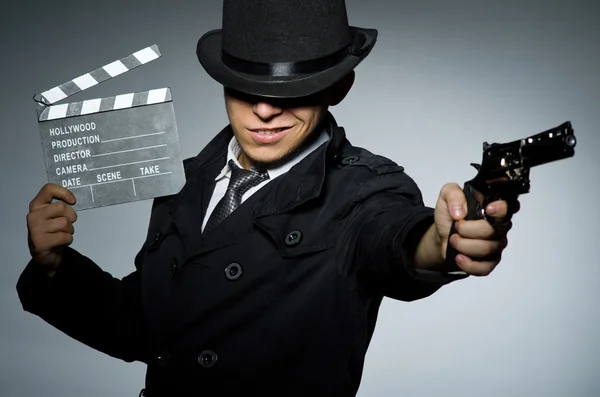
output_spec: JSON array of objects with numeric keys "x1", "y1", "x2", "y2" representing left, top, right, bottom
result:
[
  {"x1": 225, "y1": 262, "x2": 243, "y2": 281},
  {"x1": 198, "y1": 350, "x2": 218, "y2": 368},
  {"x1": 170, "y1": 258, "x2": 178, "y2": 278},
  {"x1": 341, "y1": 155, "x2": 359, "y2": 165},
  {"x1": 285, "y1": 230, "x2": 302, "y2": 246},
  {"x1": 148, "y1": 232, "x2": 162, "y2": 250},
  {"x1": 155, "y1": 349, "x2": 170, "y2": 367}
]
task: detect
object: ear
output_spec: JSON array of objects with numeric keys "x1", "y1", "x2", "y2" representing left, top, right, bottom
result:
[{"x1": 326, "y1": 70, "x2": 355, "y2": 106}]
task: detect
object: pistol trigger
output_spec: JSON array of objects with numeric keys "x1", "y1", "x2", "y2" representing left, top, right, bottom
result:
[
  {"x1": 477, "y1": 202, "x2": 486, "y2": 220},
  {"x1": 470, "y1": 163, "x2": 481, "y2": 171}
]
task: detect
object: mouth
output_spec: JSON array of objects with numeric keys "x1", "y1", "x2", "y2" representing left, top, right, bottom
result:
[
  {"x1": 247, "y1": 126, "x2": 294, "y2": 144},
  {"x1": 248, "y1": 127, "x2": 292, "y2": 135}
]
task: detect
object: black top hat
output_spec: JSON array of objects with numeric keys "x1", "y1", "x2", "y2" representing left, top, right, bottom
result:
[{"x1": 196, "y1": 0, "x2": 378, "y2": 99}]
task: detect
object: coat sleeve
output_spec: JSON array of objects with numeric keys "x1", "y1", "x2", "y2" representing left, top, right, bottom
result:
[
  {"x1": 16, "y1": 243, "x2": 150, "y2": 364},
  {"x1": 346, "y1": 169, "x2": 468, "y2": 302}
]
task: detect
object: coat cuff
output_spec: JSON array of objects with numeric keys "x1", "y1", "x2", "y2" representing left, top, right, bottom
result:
[
  {"x1": 16, "y1": 246, "x2": 88, "y2": 315},
  {"x1": 397, "y1": 207, "x2": 469, "y2": 284}
]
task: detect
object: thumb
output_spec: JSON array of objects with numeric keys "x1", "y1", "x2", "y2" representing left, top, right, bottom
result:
[{"x1": 439, "y1": 183, "x2": 467, "y2": 221}]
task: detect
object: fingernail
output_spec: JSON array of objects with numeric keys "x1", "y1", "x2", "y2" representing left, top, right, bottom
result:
[
  {"x1": 486, "y1": 204, "x2": 497, "y2": 215},
  {"x1": 452, "y1": 206, "x2": 464, "y2": 218}
]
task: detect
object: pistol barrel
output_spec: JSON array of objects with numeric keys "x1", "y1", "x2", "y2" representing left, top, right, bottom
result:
[{"x1": 521, "y1": 121, "x2": 576, "y2": 167}]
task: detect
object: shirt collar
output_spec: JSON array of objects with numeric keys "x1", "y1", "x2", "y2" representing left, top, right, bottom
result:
[
  {"x1": 215, "y1": 125, "x2": 330, "y2": 181},
  {"x1": 214, "y1": 137, "x2": 244, "y2": 180}
]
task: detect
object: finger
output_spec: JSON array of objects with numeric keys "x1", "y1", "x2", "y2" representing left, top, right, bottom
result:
[
  {"x1": 486, "y1": 198, "x2": 521, "y2": 219},
  {"x1": 37, "y1": 201, "x2": 78, "y2": 223},
  {"x1": 29, "y1": 183, "x2": 76, "y2": 212},
  {"x1": 455, "y1": 219, "x2": 512, "y2": 239},
  {"x1": 450, "y1": 233, "x2": 508, "y2": 259},
  {"x1": 30, "y1": 232, "x2": 74, "y2": 253},
  {"x1": 34, "y1": 217, "x2": 75, "y2": 235},
  {"x1": 455, "y1": 254, "x2": 500, "y2": 277},
  {"x1": 439, "y1": 182, "x2": 467, "y2": 221},
  {"x1": 26, "y1": 203, "x2": 77, "y2": 235}
]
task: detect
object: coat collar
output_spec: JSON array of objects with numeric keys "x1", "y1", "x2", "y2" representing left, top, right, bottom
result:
[
  {"x1": 252, "y1": 111, "x2": 348, "y2": 217},
  {"x1": 166, "y1": 111, "x2": 348, "y2": 251}
]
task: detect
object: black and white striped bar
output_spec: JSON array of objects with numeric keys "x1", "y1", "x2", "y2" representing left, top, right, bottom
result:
[
  {"x1": 38, "y1": 88, "x2": 172, "y2": 121},
  {"x1": 34, "y1": 45, "x2": 161, "y2": 106}
]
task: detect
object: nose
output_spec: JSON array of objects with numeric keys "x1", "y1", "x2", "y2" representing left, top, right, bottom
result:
[{"x1": 253, "y1": 101, "x2": 283, "y2": 120}]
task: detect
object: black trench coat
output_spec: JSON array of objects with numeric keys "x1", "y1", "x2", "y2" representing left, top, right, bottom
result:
[{"x1": 17, "y1": 114, "x2": 464, "y2": 396}]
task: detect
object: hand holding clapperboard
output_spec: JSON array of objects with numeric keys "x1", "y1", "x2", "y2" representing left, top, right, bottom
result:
[{"x1": 33, "y1": 45, "x2": 186, "y2": 210}]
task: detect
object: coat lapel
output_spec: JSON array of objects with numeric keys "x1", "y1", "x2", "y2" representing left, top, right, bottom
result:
[
  {"x1": 167, "y1": 112, "x2": 349, "y2": 259},
  {"x1": 254, "y1": 113, "x2": 348, "y2": 218},
  {"x1": 167, "y1": 125, "x2": 232, "y2": 254}
]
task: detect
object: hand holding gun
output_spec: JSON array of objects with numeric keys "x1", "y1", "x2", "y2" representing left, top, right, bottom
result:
[{"x1": 443, "y1": 121, "x2": 577, "y2": 274}]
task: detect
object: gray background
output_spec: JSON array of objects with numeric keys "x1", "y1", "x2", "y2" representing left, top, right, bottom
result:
[{"x1": 1, "y1": 0, "x2": 598, "y2": 396}]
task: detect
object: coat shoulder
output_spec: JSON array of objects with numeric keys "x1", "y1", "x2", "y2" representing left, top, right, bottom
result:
[
  {"x1": 335, "y1": 144, "x2": 405, "y2": 175},
  {"x1": 331, "y1": 143, "x2": 424, "y2": 206}
]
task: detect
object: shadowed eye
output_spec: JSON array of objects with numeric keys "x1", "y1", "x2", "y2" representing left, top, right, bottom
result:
[{"x1": 225, "y1": 87, "x2": 325, "y2": 108}]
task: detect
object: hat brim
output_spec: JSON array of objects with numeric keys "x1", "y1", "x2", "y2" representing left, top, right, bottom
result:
[{"x1": 196, "y1": 26, "x2": 377, "y2": 99}]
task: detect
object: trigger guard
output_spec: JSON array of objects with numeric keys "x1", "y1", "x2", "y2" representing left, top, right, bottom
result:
[{"x1": 470, "y1": 198, "x2": 486, "y2": 221}]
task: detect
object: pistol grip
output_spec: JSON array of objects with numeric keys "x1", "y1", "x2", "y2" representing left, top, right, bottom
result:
[{"x1": 443, "y1": 183, "x2": 485, "y2": 273}]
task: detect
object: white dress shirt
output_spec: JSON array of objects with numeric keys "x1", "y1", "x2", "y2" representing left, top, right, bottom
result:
[{"x1": 201, "y1": 128, "x2": 330, "y2": 232}]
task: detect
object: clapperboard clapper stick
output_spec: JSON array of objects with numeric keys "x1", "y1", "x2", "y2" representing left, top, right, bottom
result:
[{"x1": 33, "y1": 44, "x2": 186, "y2": 210}]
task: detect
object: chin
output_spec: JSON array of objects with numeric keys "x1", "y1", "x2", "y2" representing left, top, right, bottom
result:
[{"x1": 248, "y1": 151, "x2": 285, "y2": 166}]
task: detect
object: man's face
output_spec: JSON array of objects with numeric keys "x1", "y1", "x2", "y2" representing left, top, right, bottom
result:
[{"x1": 224, "y1": 88, "x2": 330, "y2": 169}]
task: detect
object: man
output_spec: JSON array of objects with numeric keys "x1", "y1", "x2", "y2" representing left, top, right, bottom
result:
[{"x1": 18, "y1": 0, "x2": 517, "y2": 396}]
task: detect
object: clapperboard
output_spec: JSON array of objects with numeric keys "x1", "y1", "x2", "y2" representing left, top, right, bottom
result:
[{"x1": 33, "y1": 45, "x2": 186, "y2": 210}]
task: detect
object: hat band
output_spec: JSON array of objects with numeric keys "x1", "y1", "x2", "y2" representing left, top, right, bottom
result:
[{"x1": 221, "y1": 46, "x2": 350, "y2": 77}]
